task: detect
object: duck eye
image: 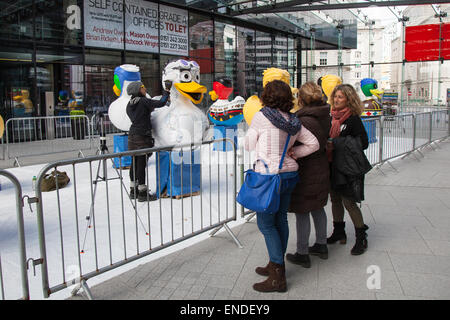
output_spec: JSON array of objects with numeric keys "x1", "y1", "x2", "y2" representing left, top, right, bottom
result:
[
  {"x1": 195, "y1": 74, "x2": 200, "y2": 82},
  {"x1": 180, "y1": 71, "x2": 192, "y2": 82}
]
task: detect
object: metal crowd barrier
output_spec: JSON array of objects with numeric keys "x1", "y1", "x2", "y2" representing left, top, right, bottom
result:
[
  {"x1": 0, "y1": 169, "x2": 29, "y2": 300},
  {"x1": 33, "y1": 138, "x2": 239, "y2": 299},
  {"x1": 238, "y1": 109, "x2": 450, "y2": 218},
  {"x1": 4, "y1": 116, "x2": 92, "y2": 166}
]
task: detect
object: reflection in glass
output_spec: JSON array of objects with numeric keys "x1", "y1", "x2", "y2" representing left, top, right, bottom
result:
[
  {"x1": 237, "y1": 27, "x2": 255, "y2": 64},
  {"x1": 0, "y1": 43, "x2": 35, "y2": 120},
  {"x1": 36, "y1": 46, "x2": 83, "y2": 117},
  {"x1": 85, "y1": 49, "x2": 122, "y2": 116},
  {"x1": 0, "y1": 0, "x2": 33, "y2": 41},
  {"x1": 215, "y1": 21, "x2": 236, "y2": 61},
  {"x1": 125, "y1": 52, "x2": 160, "y2": 98},
  {"x1": 273, "y1": 35, "x2": 288, "y2": 68},
  {"x1": 35, "y1": 0, "x2": 83, "y2": 45},
  {"x1": 256, "y1": 31, "x2": 272, "y2": 92},
  {"x1": 189, "y1": 13, "x2": 213, "y2": 60}
]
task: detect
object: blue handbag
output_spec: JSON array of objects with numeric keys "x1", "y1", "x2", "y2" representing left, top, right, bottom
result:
[{"x1": 237, "y1": 135, "x2": 292, "y2": 214}]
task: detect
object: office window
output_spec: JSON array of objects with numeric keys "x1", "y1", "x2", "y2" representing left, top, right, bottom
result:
[{"x1": 319, "y1": 52, "x2": 327, "y2": 66}]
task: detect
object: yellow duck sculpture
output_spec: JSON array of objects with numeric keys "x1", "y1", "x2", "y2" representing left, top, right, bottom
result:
[
  {"x1": 317, "y1": 74, "x2": 342, "y2": 105},
  {"x1": 0, "y1": 115, "x2": 4, "y2": 139},
  {"x1": 243, "y1": 68, "x2": 299, "y2": 126},
  {"x1": 12, "y1": 89, "x2": 34, "y2": 114}
]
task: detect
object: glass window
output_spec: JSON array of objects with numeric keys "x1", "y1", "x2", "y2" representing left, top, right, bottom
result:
[
  {"x1": 36, "y1": 45, "x2": 83, "y2": 117},
  {"x1": 273, "y1": 35, "x2": 287, "y2": 68},
  {"x1": 85, "y1": 49, "x2": 122, "y2": 117},
  {"x1": 35, "y1": 0, "x2": 83, "y2": 45},
  {"x1": 0, "y1": 42, "x2": 35, "y2": 120},
  {"x1": 125, "y1": 52, "x2": 160, "y2": 98},
  {"x1": 215, "y1": 60, "x2": 236, "y2": 97},
  {"x1": 255, "y1": 31, "x2": 272, "y2": 91},
  {"x1": 320, "y1": 52, "x2": 328, "y2": 66},
  {"x1": 236, "y1": 62, "x2": 256, "y2": 99},
  {"x1": 215, "y1": 21, "x2": 236, "y2": 61},
  {"x1": 237, "y1": 27, "x2": 255, "y2": 64},
  {"x1": 0, "y1": 0, "x2": 34, "y2": 41},
  {"x1": 189, "y1": 13, "x2": 213, "y2": 60}
]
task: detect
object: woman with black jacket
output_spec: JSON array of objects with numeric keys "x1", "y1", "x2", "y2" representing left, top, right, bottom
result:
[
  {"x1": 326, "y1": 84, "x2": 370, "y2": 255},
  {"x1": 126, "y1": 81, "x2": 169, "y2": 202}
]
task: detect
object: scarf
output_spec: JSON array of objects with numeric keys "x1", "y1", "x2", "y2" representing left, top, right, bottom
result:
[
  {"x1": 261, "y1": 107, "x2": 302, "y2": 136},
  {"x1": 329, "y1": 107, "x2": 353, "y2": 138}
]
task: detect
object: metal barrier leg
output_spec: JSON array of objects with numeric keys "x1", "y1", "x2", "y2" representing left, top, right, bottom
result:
[
  {"x1": 209, "y1": 223, "x2": 243, "y2": 249},
  {"x1": 71, "y1": 279, "x2": 93, "y2": 300},
  {"x1": 245, "y1": 212, "x2": 256, "y2": 222},
  {"x1": 13, "y1": 157, "x2": 21, "y2": 167}
]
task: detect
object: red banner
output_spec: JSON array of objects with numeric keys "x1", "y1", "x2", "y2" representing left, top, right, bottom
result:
[{"x1": 405, "y1": 24, "x2": 441, "y2": 61}]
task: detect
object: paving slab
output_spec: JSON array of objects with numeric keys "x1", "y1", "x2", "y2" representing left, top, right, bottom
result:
[{"x1": 67, "y1": 139, "x2": 450, "y2": 300}]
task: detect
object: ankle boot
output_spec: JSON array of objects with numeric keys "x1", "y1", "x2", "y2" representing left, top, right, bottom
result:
[
  {"x1": 253, "y1": 261, "x2": 287, "y2": 293},
  {"x1": 255, "y1": 262, "x2": 271, "y2": 276},
  {"x1": 351, "y1": 224, "x2": 369, "y2": 255},
  {"x1": 309, "y1": 243, "x2": 328, "y2": 259},
  {"x1": 327, "y1": 221, "x2": 347, "y2": 244},
  {"x1": 137, "y1": 185, "x2": 157, "y2": 202},
  {"x1": 286, "y1": 252, "x2": 311, "y2": 268},
  {"x1": 130, "y1": 187, "x2": 137, "y2": 199}
]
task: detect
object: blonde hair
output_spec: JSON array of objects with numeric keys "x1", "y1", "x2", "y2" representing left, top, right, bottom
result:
[
  {"x1": 329, "y1": 84, "x2": 364, "y2": 115},
  {"x1": 298, "y1": 82, "x2": 325, "y2": 108}
]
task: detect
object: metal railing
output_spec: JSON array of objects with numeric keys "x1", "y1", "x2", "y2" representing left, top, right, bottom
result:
[
  {"x1": 0, "y1": 169, "x2": 29, "y2": 300},
  {"x1": 4, "y1": 116, "x2": 92, "y2": 165},
  {"x1": 33, "y1": 138, "x2": 240, "y2": 299}
]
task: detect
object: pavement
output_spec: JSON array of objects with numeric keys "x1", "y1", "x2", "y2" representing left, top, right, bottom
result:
[{"x1": 63, "y1": 138, "x2": 450, "y2": 300}]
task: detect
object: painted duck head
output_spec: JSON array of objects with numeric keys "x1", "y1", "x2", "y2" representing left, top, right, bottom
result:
[
  {"x1": 113, "y1": 64, "x2": 141, "y2": 97},
  {"x1": 162, "y1": 59, "x2": 206, "y2": 104},
  {"x1": 361, "y1": 78, "x2": 383, "y2": 99}
]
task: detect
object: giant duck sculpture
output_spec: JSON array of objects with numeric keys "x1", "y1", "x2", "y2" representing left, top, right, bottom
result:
[
  {"x1": 151, "y1": 59, "x2": 209, "y2": 198},
  {"x1": 208, "y1": 77, "x2": 245, "y2": 151}
]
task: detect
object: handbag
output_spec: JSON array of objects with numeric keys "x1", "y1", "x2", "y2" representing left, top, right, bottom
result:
[
  {"x1": 236, "y1": 135, "x2": 291, "y2": 214},
  {"x1": 41, "y1": 170, "x2": 70, "y2": 192}
]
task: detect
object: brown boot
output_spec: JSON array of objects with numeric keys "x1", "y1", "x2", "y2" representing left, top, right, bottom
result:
[
  {"x1": 255, "y1": 262, "x2": 270, "y2": 276},
  {"x1": 253, "y1": 261, "x2": 287, "y2": 293}
]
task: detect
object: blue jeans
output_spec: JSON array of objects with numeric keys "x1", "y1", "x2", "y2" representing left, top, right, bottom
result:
[{"x1": 256, "y1": 172, "x2": 299, "y2": 265}]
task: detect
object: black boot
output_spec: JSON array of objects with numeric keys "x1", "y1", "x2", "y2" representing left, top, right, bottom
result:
[
  {"x1": 286, "y1": 252, "x2": 311, "y2": 268},
  {"x1": 137, "y1": 186, "x2": 158, "y2": 202},
  {"x1": 351, "y1": 224, "x2": 369, "y2": 255},
  {"x1": 327, "y1": 221, "x2": 347, "y2": 244},
  {"x1": 309, "y1": 243, "x2": 328, "y2": 259},
  {"x1": 130, "y1": 187, "x2": 137, "y2": 200}
]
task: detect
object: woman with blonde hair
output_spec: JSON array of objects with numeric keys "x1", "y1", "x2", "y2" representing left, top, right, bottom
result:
[
  {"x1": 326, "y1": 84, "x2": 370, "y2": 255},
  {"x1": 286, "y1": 81, "x2": 331, "y2": 268}
]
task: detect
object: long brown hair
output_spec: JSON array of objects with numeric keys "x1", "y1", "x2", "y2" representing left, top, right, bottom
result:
[{"x1": 329, "y1": 84, "x2": 364, "y2": 115}]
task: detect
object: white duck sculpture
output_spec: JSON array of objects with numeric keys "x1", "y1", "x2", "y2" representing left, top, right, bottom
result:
[{"x1": 151, "y1": 59, "x2": 210, "y2": 147}]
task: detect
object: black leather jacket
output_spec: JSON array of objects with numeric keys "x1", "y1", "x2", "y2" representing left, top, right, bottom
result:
[
  {"x1": 126, "y1": 91, "x2": 169, "y2": 137},
  {"x1": 331, "y1": 135, "x2": 372, "y2": 202}
]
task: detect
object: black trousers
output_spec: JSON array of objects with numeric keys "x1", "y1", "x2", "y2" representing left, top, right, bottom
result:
[{"x1": 128, "y1": 134, "x2": 154, "y2": 186}]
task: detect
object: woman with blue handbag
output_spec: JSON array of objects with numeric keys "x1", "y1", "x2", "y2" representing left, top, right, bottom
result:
[{"x1": 244, "y1": 80, "x2": 320, "y2": 293}]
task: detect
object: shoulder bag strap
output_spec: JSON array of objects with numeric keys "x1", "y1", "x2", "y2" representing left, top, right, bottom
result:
[{"x1": 278, "y1": 135, "x2": 291, "y2": 171}]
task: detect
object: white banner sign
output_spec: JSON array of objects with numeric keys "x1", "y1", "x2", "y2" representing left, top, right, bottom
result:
[
  {"x1": 84, "y1": 0, "x2": 188, "y2": 56},
  {"x1": 84, "y1": 0, "x2": 125, "y2": 50},
  {"x1": 159, "y1": 4, "x2": 188, "y2": 56},
  {"x1": 124, "y1": 0, "x2": 158, "y2": 52}
]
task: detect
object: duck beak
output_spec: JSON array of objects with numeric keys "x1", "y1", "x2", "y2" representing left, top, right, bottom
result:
[
  {"x1": 174, "y1": 82, "x2": 207, "y2": 104},
  {"x1": 370, "y1": 89, "x2": 383, "y2": 99},
  {"x1": 113, "y1": 84, "x2": 121, "y2": 97}
]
